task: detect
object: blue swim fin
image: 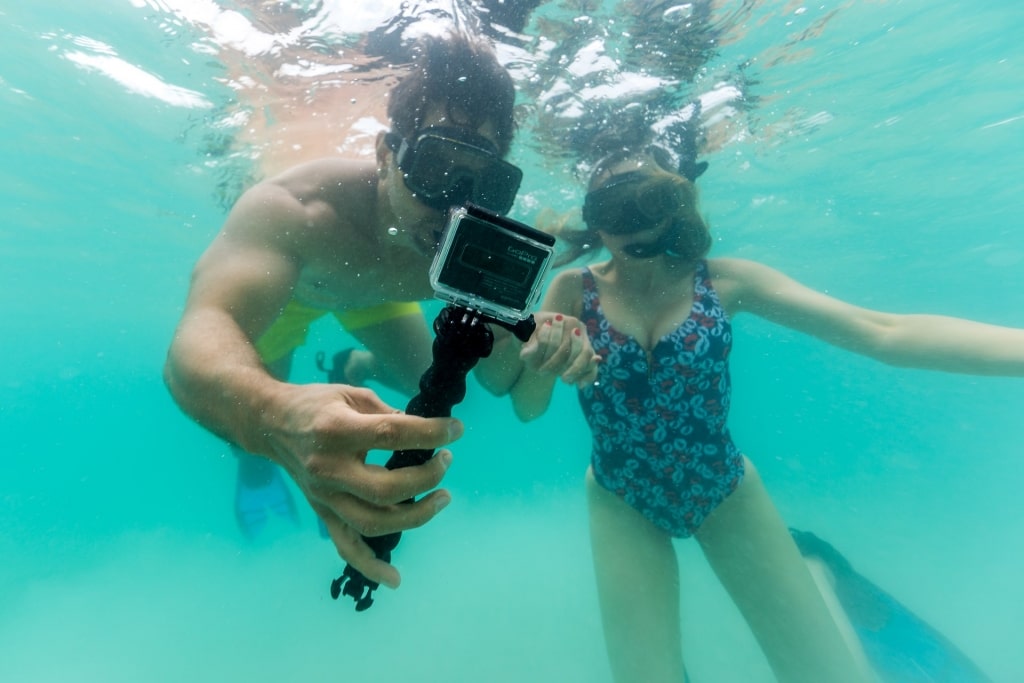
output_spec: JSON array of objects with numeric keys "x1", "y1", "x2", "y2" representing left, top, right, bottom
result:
[{"x1": 791, "y1": 529, "x2": 993, "y2": 683}]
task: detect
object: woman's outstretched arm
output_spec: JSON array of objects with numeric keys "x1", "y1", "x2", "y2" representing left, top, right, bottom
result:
[{"x1": 712, "y1": 257, "x2": 1024, "y2": 375}]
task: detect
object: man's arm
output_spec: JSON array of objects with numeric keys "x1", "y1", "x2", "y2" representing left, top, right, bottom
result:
[
  {"x1": 165, "y1": 183, "x2": 305, "y2": 452},
  {"x1": 164, "y1": 182, "x2": 461, "y2": 589}
]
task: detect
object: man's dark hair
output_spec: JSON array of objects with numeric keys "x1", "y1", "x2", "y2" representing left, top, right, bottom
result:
[{"x1": 387, "y1": 33, "x2": 516, "y2": 156}]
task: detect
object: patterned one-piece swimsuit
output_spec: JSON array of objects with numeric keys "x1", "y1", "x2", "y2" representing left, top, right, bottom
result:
[{"x1": 578, "y1": 260, "x2": 745, "y2": 537}]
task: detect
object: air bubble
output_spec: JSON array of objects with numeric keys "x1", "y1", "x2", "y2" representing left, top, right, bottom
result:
[{"x1": 663, "y1": 4, "x2": 694, "y2": 23}]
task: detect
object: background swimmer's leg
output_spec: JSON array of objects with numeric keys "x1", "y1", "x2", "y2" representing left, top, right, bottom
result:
[
  {"x1": 696, "y1": 457, "x2": 874, "y2": 683},
  {"x1": 586, "y1": 467, "x2": 687, "y2": 683},
  {"x1": 234, "y1": 450, "x2": 300, "y2": 539},
  {"x1": 232, "y1": 353, "x2": 300, "y2": 539},
  {"x1": 792, "y1": 529, "x2": 994, "y2": 683}
]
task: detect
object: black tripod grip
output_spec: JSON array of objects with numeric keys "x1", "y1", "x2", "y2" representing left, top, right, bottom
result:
[{"x1": 330, "y1": 306, "x2": 495, "y2": 611}]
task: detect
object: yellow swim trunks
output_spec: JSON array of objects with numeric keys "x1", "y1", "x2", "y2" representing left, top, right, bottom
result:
[{"x1": 255, "y1": 299, "x2": 422, "y2": 364}]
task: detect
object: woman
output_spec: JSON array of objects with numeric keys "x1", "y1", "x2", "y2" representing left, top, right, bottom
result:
[{"x1": 506, "y1": 146, "x2": 1023, "y2": 682}]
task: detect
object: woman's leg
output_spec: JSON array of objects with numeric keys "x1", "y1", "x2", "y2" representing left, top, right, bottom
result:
[
  {"x1": 695, "y1": 457, "x2": 875, "y2": 683},
  {"x1": 586, "y1": 467, "x2": 687, "y2": 683}
]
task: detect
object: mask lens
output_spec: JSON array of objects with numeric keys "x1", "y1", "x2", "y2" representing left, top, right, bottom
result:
[
  {"x1": 583, "y1": 176, "x2": 653, "y2": 235},
  {"x1": 637, "y1": 177, "x2": 685, "y2": 222},
  {"x1": 583, "y1": 172, "x2": 685, "y2": 234},
  {"x1": 401, "y1": 135, "x2": 522, "y2": 214},
  {"x1": 473, "y1": 164, "x2": 523, "y2": 214}
]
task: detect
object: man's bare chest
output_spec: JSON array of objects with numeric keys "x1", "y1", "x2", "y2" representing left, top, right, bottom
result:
[{"x1": 293, "y1": 254, "x2": 434, "y2": 310}]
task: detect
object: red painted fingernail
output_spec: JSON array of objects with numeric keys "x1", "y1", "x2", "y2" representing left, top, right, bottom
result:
[
  {"x1": 555, "y1": 314, "x2": 564, "y2": 321},
  {"x1": 574, "y1": 328, "x2": 581, "y2": 336}
]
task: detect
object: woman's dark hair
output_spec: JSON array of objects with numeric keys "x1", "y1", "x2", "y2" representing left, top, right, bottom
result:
[{"x1": 387, "y1": 34, "x2": 516, "y2": 156}]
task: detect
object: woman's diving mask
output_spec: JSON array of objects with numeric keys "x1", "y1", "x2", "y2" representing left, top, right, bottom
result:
[{"x1": 582, "y1": 170, "x2": 689, "y2": 236}]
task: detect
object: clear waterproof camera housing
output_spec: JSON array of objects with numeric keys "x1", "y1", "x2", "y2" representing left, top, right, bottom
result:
[{"x1": 429, "y1": 204, "x2": 556, "y2": 325}]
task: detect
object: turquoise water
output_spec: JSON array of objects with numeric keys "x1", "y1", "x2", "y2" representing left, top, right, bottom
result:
[{"x1": 2, "y1": 1, "x2": 1022, "y2": 681}]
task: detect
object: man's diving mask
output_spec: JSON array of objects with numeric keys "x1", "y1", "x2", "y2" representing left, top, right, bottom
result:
[
  {"x1": 386, "y1": 127, "x2": 523, "y2": 215},
  {"x1": 582, "y1": 170, "x2": 689, "y2": 235}
]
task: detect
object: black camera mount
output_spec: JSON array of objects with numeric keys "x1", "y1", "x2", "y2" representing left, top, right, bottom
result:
[{"x1": 329, "y1": 304, "x2": 535, "y2": 611}]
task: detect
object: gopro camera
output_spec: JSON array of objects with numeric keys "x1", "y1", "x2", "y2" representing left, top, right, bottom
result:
[{"x1": 429, "y1": 204, "x2": 556, "y2": 325}]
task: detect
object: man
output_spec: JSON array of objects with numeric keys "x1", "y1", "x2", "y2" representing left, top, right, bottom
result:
[{"x1": 165, "y1": 34, "x2": 589, "y2": 591}]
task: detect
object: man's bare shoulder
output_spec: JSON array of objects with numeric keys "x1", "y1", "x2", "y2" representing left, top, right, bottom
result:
[
  {"x1": 217, "y1": 158, "x2": 375, "y2": 255},
  {"x1": 232, "y1": 158, "x2": 376, "y2": 230},
  {"x1": 264, "y1": 157, "x2": 377, "y2": 207}
]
